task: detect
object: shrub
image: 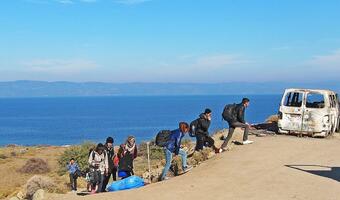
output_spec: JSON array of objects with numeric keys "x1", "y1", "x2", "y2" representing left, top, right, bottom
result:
[
  {"x1": 57, "y1": 142, "x2": 96, "y2": 175},
  {"x1": 24, "y1": 175, "x2": 57, "y2": 199},
  {"x1": 138, "y1": 141, "x2": 165, "y2": 160},
  {"x1": 0, "y1": 154, "x2": 8, "y2": 159},
  {"x1": 19, "y1": 158, "x2": 50, "y2": 174}
]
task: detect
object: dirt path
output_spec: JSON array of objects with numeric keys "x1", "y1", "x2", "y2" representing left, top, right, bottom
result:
[{"x1": 48, "y1": 133, "x2": 340, "y2": 200}]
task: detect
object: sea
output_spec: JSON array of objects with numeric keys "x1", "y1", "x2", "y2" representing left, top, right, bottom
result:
[{"x1": 0, "y1": 95, "x2": 282, "y2": 146}]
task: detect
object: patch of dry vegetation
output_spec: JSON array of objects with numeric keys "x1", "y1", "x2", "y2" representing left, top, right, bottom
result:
[{"x1": 18, "y1": 158, "x2": 50, "y2": 174}]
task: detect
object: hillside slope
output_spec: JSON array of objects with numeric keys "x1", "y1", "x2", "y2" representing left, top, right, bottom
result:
[{"x1": 47, "y1": 132, "x2": 340, "y2": 200}]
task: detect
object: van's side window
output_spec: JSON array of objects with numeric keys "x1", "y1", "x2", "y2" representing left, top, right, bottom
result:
[
  {"x1": 284, "y1": 92, "x2": 303, "y2": 107},
  {"x1": 306, "y1": 93, "x2": 325, "y2": 108}
]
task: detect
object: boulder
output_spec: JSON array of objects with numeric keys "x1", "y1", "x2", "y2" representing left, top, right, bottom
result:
[{"x1": 32, "y1": 189, "x2": 44, "y2": 200}]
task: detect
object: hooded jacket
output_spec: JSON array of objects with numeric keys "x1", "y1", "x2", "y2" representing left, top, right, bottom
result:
[
  {"x1": 88, "y1": 150, "x2": 109, "y2": 174},
  {"x1": 196, "y1": 113, "x2": 211, "y2": 136},
  {"x1": 234, "y1": 103, "x2": 246, "y2": 124},
  {"x1": 165, "y1": 129, "x2": 185, "y2": 155}
]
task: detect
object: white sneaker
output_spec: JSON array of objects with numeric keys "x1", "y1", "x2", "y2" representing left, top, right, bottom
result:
[
  {"x1": 242, "y1": 140, "x2": 254, "y2": 145},
  {"x1": 183, "y1": 165, "x2": 193, "y2": 173}
]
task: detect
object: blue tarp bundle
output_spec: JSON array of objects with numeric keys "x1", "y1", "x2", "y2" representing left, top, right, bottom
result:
[{"x1": 107, "y1": 176, "x2": 145, "y2": 192}]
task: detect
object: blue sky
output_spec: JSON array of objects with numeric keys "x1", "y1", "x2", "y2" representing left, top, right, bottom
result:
[{"x1": 1, "y1": 0, "x2": 340, "y2": 83}]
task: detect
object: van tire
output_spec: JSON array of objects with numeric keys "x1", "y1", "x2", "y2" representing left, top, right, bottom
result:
[{"x1": 336, "y1": 117, "x2": 340, "y2": 132}]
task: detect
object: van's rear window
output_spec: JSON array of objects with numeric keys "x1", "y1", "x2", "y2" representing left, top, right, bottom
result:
[
  {"x1": 284, "y1": 92, "x2": 303, "y2": 107},
  {"x1": 306, "y1": 93, "x2": 325, "y2": 108}
]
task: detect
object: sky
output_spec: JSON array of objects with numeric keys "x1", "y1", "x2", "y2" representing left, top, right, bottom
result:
[{"x1": 0, "y1": 0, "x2": 340, "y2": 83}]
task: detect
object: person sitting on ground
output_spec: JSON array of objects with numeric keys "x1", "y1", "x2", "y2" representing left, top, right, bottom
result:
[
  {"x1": 220, "y1": 98, "x2": 254, "y2": 150},
  {"x1": 194, "y1": 108, "x2": 222, "y2": 153},
  {"x1": 88, "y1": 143, "x2": 109, "y2": 194},
  {"x1": 160, "y1": 122, "x2": 193, "y2": 181},
  {"x1": 102, "y1": 136, "x2": 117, "y2": 192},
  {"x1": 66, "y1": 158, "x2": 80, "y2": 192},
  {"x1": 117, "y1": 136, "x2": 138, "y2": 179}
]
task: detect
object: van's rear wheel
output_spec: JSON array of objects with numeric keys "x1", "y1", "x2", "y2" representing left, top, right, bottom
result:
[{"x1": 336, "y1": 117, "x2": 340, "y2": 132}]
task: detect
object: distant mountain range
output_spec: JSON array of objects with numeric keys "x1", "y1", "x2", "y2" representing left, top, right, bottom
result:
[{"x1": 0, "y1": 80, "x2": 339, "y2": 97}]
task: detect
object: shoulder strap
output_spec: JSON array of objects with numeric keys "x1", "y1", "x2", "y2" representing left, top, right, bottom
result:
[{"x1": 92, "y1": 151, "x2": 95, "y2": 160}]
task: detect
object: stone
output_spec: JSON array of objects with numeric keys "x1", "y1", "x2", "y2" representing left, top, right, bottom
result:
[
  {"x1": 32, "y1": 189, "x2": 44, "y2": 200},
  {"x1": 16, "y1": 191, "x2": 25, "y2": 199}
]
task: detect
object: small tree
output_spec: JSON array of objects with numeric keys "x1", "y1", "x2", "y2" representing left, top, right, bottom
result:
[{"x1": 58, "y1": 142, "x2": 95, "y2": 175}]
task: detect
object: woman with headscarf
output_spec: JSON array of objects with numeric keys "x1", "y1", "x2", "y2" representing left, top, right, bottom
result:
[{"x1": 117, "y1": 136, "x2": 138, "y2": 179}]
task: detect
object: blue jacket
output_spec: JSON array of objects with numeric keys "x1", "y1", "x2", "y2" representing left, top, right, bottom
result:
[
  {"x1": 166, "y1": 129, "x2": 185, "y2": 155},
  {"x1": 67, "y1": 163, "x2": 79, "y2": 174}
]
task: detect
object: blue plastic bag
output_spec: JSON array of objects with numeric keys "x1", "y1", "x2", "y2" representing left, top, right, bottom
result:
[{"x1": 107, "y1": 176, "x2": 145, "y2": 192}]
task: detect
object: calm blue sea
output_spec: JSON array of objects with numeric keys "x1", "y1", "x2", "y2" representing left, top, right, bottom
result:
[{"x1": 0, "y1": 95, "x2": 282, "y2": 146}]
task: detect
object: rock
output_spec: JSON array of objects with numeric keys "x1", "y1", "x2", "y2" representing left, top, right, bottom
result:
[
  {"x1": 16, "y1": 191, "x2": 25, "y2": 199},
  {"x1": 32, "y1": 189, "x2": 44, "y2": 200}
]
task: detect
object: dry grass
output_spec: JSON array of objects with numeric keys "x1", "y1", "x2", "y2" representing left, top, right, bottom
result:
[{"x1": 0, "y1": 146, "x2": 68, "y2": 199}]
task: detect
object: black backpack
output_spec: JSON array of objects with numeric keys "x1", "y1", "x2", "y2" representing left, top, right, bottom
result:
[
  {"x1": 155, "y1": 130, "x2": 172, "y2": 147},
  {"x1": 189, "y1": 119, "x2": 200, "y2": 137},
  {"x1": 222, "y1": 103, "x2": 237, "y2": 121}
]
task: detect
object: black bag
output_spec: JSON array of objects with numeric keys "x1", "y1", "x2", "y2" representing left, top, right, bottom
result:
[
  {"x1": 155, "y1": 130, "x2": 172, "y2": 147},
  {"x1": 222, "y1": 103, "x2": 236, "y2": 121},
  {"x1": 189, "y1": 119, "x2": 200, "y2": 137}
]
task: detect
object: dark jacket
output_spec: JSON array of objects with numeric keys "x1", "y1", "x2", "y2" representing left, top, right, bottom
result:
[
  {"x1": 117, "y1": 144, "x2": 137, "y2": 172},
  {"x1": 105, "y1": 145, "x2": 115, "y2": 171},
  {"x1": 196, "y1": 113, "x2": 211, "y2": 136},
  {"x1": 234, "y1": 103, "x2": 246, "y2": 124},
  {"x1": 165, "y1": 129, "x2": 185, "y2": 155}
]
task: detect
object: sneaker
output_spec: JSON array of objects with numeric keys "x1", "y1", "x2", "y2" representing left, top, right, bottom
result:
[
  {"x1": 242, "y1": 140, "x2": 254, "y2": 145},
  {"x1": 183, "y1": 165, "x2": 193, "y2": 173},
  {"x1": 215, "y1": 148, "x2": 223, "y2": 154}
]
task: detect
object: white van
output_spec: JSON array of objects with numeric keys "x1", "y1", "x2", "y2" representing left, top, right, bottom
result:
[{"x1": 278, "y1": 88, "x2": 339, "y2": 137}]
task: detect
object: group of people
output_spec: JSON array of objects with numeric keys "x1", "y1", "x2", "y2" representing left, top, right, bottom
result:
[
  {"x1": 67, "y1": 97, "x2": 253, "y2": 191},
  {"x1": 159, "y1": 97, "x2": 253, "y2": 180},
  {"x1": 67, "y1": 136, "x2": 138, "y2": 194}
]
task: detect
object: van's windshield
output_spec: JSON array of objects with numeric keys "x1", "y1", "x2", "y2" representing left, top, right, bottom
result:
[
  {"x1": 284, "y1": 92, "x2": 303, "y2": 107},
  {"x1": 306, "y1": 93, "x2": 325, "y2": 109}
]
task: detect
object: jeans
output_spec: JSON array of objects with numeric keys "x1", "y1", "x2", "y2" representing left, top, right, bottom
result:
[
  {"x1": 102, "y1": 167, "x2": 118, "y2": 192},
  {"x1": 97, "y1": 173, "x2": 105, "y2": 193},
  {"x1": 69, "y1": 173, "x2": 77, "y2": 191},
  {"x1": 161, "y1": 148, "x2": 187, "y2": 180},
  {"x1": 221, "y1": 121, "x2": 249, "y2": 149}
]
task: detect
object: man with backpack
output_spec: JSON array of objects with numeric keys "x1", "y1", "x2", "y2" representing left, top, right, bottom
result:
[
  {"x1": 220, "y1": 98, "x2": 253, "y2": 150},
  {"x1": 102, "y1": 137, "x2": 117, "y2": 192},
  {"x1": 159, "y1": 122, "x2": 193, "y2": 181},
  {"x1": 192, "y1": 109, "x2": 222, "y2": 153},
  {"x1": 88, "y1": 143, "x2": 108, "y2": 194}
]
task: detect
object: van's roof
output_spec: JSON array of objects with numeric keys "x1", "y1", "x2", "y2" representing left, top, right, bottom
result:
[{"x1": 284, "y1": 88, "x2": 337, "y2": 94}]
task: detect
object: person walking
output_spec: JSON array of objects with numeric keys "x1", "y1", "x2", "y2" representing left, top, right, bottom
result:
[
  {"x1": 220, "y1": 98, "x2": 253, "y2": 150},
  {"x1": 66, "y1": 158, "x2": 80, "y2": 192},
  {"x1": 102, "y1": 137, "x2": 117, "y2": 192},
  {"x1": 160, "y1": 122, "x2": 193, "y2": 181},
  {"x1": 88, "y1": 143, "x2": 109, "y2": 193},
  {"x1": 194, "y1": 109, "x2": 222, "y2": 153}
]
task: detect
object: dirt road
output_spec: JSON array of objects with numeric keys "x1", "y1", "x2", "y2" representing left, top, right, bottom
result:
[{"x1": 48, "y1": 133, "x2": 340, "y2": 200}]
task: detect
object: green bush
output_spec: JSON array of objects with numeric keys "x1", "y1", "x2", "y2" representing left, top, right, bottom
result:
[
  {"x1": 138, "y1": 141, "x2": 165, "y2": 160},
  {"x1": 57, "y1": 142, "x2": 95, "y2": 175}
]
